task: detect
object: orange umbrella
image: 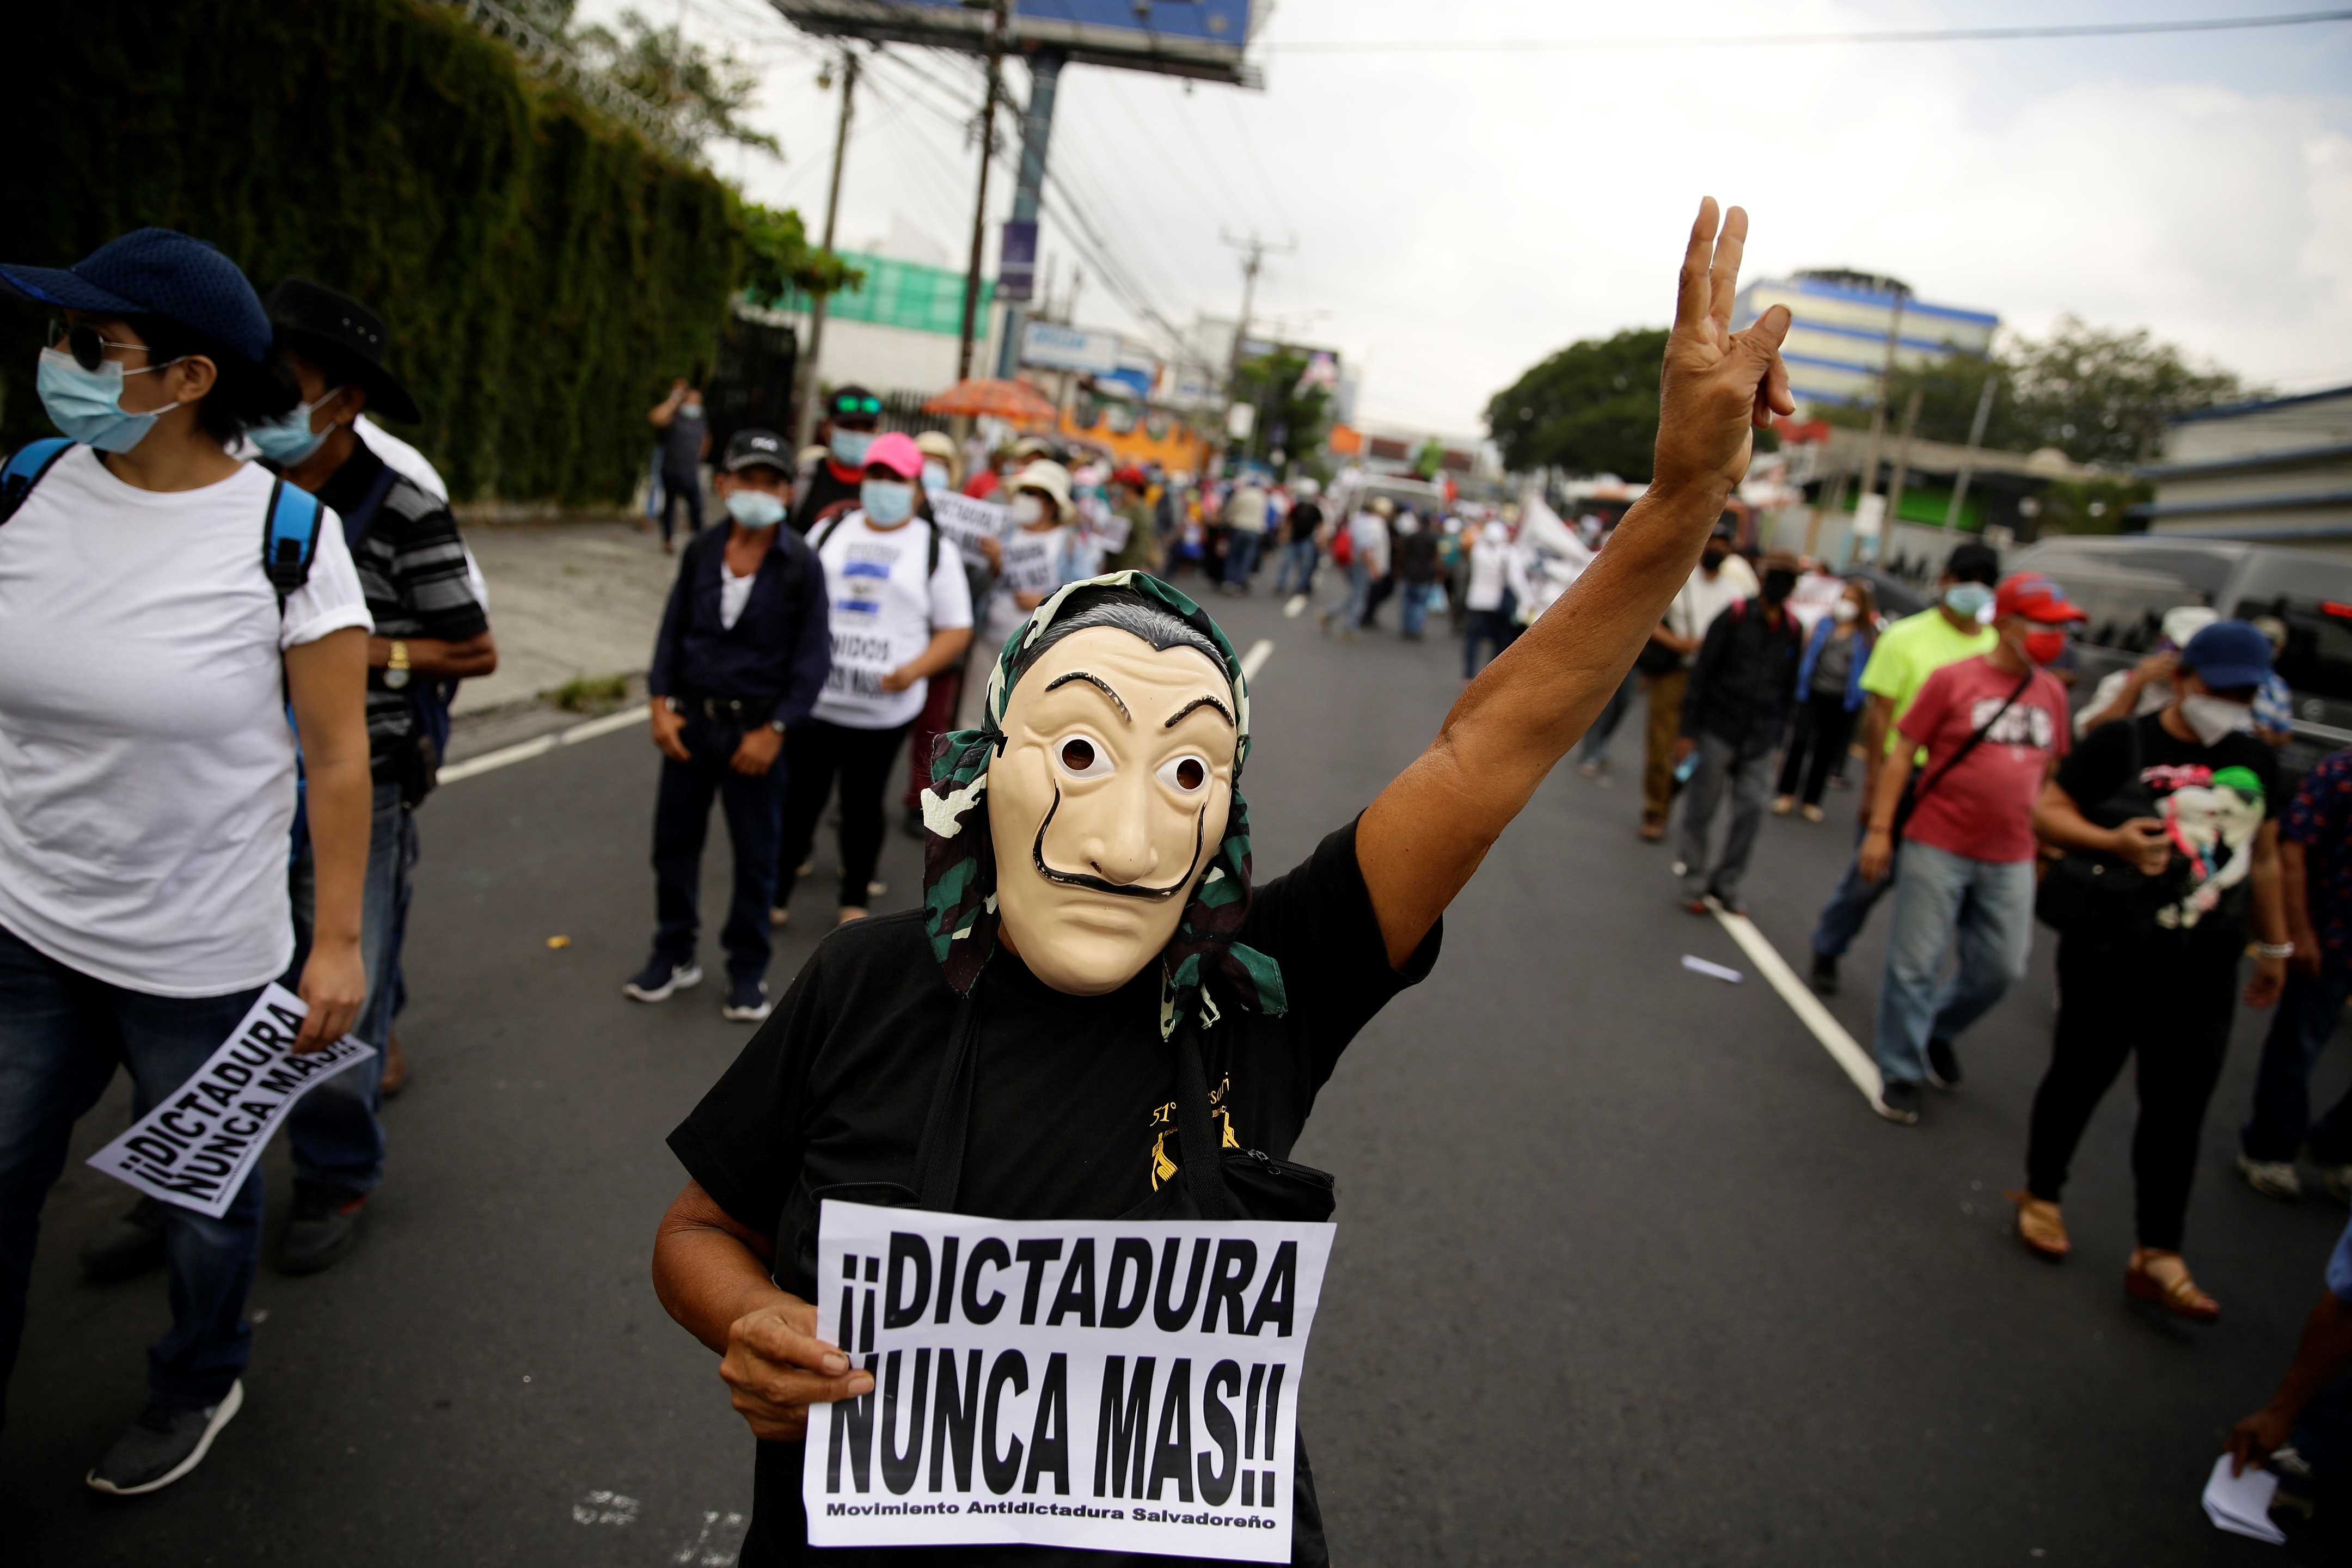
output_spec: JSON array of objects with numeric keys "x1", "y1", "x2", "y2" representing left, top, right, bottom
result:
[{"x1": 922, "y1": 377, "x2": 1059, "y2": 423}]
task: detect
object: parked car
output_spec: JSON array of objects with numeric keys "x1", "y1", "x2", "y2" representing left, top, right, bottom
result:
[{"x1": 2011, "y1": 535, "x2": 2352, "y2": 784}]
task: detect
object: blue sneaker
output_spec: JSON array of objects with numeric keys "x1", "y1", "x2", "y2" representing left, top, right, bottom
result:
[
  {"x1": 722, "y1": 977, "x2": 772, "y2": 1023},
  {"x1": 623, "y1": 957, "x2": 702, "y2": 1003}
]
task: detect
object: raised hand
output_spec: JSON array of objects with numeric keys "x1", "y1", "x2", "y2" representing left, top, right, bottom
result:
[{"x1": 1651, "y1": 199, "x2": 1795, "y2": 500}]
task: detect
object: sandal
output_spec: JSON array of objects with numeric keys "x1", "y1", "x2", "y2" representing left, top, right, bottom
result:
[
  {"x1": 2126, "y1": 1248, "x2": 2220, "y2": 1325},
  {"x1": 2007, "y1": 1191, "x2": 2069, "y2": 1261}
]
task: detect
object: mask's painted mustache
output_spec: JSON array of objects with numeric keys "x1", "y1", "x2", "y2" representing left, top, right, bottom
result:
[{"x1": 1030, "y1": 786, "x2": 1205, "y2": 900}]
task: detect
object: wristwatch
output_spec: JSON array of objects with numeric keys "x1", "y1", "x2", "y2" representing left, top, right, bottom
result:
[
  {"x1": 768, "y1": 716, "x2": 788, "y2": 734},
  {"x1": 384, "y1": 639, "x2": 412, "y2": 690}
]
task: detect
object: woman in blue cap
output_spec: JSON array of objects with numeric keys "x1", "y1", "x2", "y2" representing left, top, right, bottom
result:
[{"x1": 0, "y1": 229, "x2": 374, "y2": 1493}]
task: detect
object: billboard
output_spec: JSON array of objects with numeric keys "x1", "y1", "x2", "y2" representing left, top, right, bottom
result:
[
  {"x1": 1021, "y1": 320, "x2": 1123, "y2": 375},
  {"x1": 770, "y1": 1, "x2": 1258, "y2": 85}
]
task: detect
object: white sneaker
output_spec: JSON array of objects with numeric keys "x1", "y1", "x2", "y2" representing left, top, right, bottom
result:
[{"x1": 2238, "y1": 1150, "x2": 2303, "y2": 1200}]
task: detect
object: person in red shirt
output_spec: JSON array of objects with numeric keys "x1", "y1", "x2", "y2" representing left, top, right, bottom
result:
[{"x1": 1858, "y1": 571, "x2": 2082, "y2": 1124}]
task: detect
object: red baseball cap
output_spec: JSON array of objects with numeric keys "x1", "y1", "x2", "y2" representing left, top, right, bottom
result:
[
  {"x1": 1994, "y1": 571, "x2": 2087, "y2": 624},
  {"x1": 861, "y1": 430, "x2": 923, "y2": 480}
]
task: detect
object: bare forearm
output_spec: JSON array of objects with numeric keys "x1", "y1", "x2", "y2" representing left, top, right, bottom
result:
[
  {"x1": 370, "y1": 632, "x2": 498, "y2": 681},
  {"x1": 653, "y1": 1221, "x2": 793, "y2": 1356},
  {"x1": 2251, "y1": 829, "x2": 2288, "y2": 946},
  {"x1": 905, "y1": 627, "x2": 972, "y2": 682},
  {"x1": 305, "y1": 755, "x2": 370, "y2": 946},
  {"x1": 1865, "y1": 750, "x2": 1914, "y2": 834}
]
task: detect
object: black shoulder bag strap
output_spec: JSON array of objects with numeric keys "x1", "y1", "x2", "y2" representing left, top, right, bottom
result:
[
  {"x1": 1894, "y1": 664, "x2": 2037, "y2": 838},
  {"x1": 912, "y1": 970, "x2": 988, "y2": 1212},
  {"x1": 1173, "y1": 1020, "x2": 1236, "y2": 1220}
]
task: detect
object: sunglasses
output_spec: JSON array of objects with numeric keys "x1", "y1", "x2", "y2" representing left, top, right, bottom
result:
[
  {"x1": 831, "y1": 394, "x2": 883, "y2": 416},
  {"x1": 46, "y1": 319, "x2": 178, "y2": 376}
]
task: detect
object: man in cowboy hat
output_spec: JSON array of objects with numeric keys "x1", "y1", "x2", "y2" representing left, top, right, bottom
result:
[{"x1": 260, "y1": 277, "x2": 497, "y2": 1272}]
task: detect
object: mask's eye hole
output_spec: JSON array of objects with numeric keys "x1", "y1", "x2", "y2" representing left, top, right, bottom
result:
[
  {"x1": 1157, "y1": 755, "x2": 1209, "y2": 793},
  {"x1": 1056, "y1": 736, "x2": 1113, "y2": 780}
]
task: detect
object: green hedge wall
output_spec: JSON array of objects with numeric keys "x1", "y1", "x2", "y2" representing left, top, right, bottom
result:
[{"x1": 0, "y1": 0, "x2": 744, "y2": 505}]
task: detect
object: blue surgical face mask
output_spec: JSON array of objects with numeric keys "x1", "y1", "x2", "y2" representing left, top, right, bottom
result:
[
  {"x1": 35, "y1": 347, "x2": 178, "y2": 454},
  {"x1": 922, "y1": 461, "x2": 950, "y2": 492},
  {"x1": 245, "y1": 389, "x2": 343, "y2": 466},
  {"x1": 1945, "y1": 582, "x2": 1995, "y2": 621},
  {"x1": 831, "y1": 428, "x2": 874, "y2": 469},
  {"x1": 861, "y1": 477, "x2": 916, "y2": 526},
  {"x1": 725, "y1": 488, "x2": 786, "y2": 529}
]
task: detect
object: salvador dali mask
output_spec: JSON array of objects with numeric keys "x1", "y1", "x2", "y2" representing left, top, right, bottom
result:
[{"x1": 986, "y1": 626, "x2": 1238, "y2": 995}]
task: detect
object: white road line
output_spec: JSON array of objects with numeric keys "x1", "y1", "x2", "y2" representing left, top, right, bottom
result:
[
  {"x1": 438, "y1": 706, "x2": 643, "y2": 785},
  {"x1": 1240, "y1": 639, "x2": 1275, "y2": 681},
  {"x1": 1707, "y1": 902, "x2": 1883, "y2": 1105},
  {"x1": 1283, "y1": 594, "x2": 1308, "y2": 618}
]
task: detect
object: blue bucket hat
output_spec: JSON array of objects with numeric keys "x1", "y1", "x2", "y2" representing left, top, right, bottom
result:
[
  {"x1": 2179, "y1": 620, "x2": 2274, "y2": 692},
  {"x1": 0, "y1": 229, "x2": 272, "y2": 367}
]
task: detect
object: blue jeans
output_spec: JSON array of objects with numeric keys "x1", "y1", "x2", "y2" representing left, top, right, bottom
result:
[
  {"x1": 1328, "y1": 562, "x2": 1370, "y2": 629},
  {"x1": 1811, "y1": 816, "x2": 1896, "y2": 960},
  {"x1": 1872, "y1": 840, "x2": 2035, "y2": 1088},
  {"x1": 1274, "y1": 539, "x2": 1318, "y2": 596},
  {"x1": 284, "y1": 779, "x2": 411, "y2": 1196},
  {"x1": 2241, "y1": 965, "x2": 2352, "y2": 1164},
  {"x1": 1399, "y1": 579, "x2": 1431, "y2": 638},
  {"x1": 0, "y1": 923, "x2": 265, "y2": 1414},
  {"x1": 653, "y1": 712, "x2": 784, "y2": 983},
  {"x1": 1223, "y1": 529, "x2": 1264, "y2": 588}
]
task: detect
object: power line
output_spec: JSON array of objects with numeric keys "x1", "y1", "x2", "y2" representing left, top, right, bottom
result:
[{"x1": 1269, "y1": 8, "x2": 2352, "y2": 54}]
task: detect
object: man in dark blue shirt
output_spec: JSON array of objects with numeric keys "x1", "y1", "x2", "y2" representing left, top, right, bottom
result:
[{"x1": 629, "y1": 428, "x2": 831, "y2": 1022}]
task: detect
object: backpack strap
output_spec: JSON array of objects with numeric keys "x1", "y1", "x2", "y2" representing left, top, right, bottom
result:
[
  {"x1": 262, "y1": 478, "x2": 326, "y2": 608},
  {"x1": 0, "y1": 438, "x2": 74, "y2": 528}
]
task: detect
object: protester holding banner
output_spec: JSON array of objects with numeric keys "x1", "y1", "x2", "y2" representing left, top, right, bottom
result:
[
  {"x1": 240, "y1": 279, "x2": 497, "y2": 1272},
  {"x1": 652, "y1": 199, "x2": 1796, "y2": 1564},
  {"x1": 774, "y1": 432, "x2": 972, "y2": 928},
  {"x1": 978, "y1": 460, "x2": 1087, "y2": 654},
  {"x1": 0, "y1": 229, "x2": 373, "y2": 1493}
]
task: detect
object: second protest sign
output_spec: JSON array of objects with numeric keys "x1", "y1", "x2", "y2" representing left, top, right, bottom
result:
[{"x1": 804, "y1": 1199, "x2": 1334, "y2": 1561}]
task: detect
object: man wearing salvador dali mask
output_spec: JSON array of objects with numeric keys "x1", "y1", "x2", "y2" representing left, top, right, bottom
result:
[{"x1": 651, "y1": 200, "x2": 1799, "y2": 1565}]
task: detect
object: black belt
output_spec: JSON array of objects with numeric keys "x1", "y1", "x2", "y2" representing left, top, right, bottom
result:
[{"x1": 683, "y1": 695, "x2": 776, "y2": 725}]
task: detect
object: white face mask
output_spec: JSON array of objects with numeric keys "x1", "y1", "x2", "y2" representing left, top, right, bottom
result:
[
  {"x1": 1832, "y1": 599, "x2": 1860, "y2": 624},
  {"x1": 2181, "y1": 694, "x2": 2251, "y2": 747},
  {"x1": 1011, "y1": 494, "x2": 1048, "y2": 528}
]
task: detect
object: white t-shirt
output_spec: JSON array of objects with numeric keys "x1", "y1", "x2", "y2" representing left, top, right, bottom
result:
[
  {"x1": 1466, "y1": 523, "x2": 1511, "y2": 611},
  {"x1": 0, "y1": 448, "x2": 373, "y2": 996},
  {"x1": 1666, "y1": 567, "x2": 1748, "y2": 665},
  {"x1": 720, "y1": 565, "x2": 755, "y2": 632},
  {"x1": 811, "y1": 512, "x2": 973, "y2": 730}
]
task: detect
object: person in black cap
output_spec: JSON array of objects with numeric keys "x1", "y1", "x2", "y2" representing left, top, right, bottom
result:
[
  {"x1": 787, "y1": 383, "x2": 883, "y2": 533},
  {"x1": 0, "y1": 229, "x2": 374, "y2": 1493},
  {"x1": 251, "y1": 277, "x2": 497, "y2": 1275},
  {"x1": 650, "y1": 377, "x2": 713, "y2": 554},
  {"x1": 630, "y1": 427, "x2": 832, "y2": 1022}
]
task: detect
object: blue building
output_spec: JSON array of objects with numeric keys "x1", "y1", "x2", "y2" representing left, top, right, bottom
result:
[{"x1": 1733, "y1": 270, "x2": 1999, "y2": 409}]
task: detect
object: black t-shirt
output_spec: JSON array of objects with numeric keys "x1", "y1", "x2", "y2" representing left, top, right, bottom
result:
[
  {"x1": 669, "y1": 819, "x2": 1439, "y2": 1566},
  {"x1": 1283, "y1": 500, "x2": 1322, "y2": 546},
  {"x1": 2055, "y1": 711, "x2": 2281, "y2": 943}
]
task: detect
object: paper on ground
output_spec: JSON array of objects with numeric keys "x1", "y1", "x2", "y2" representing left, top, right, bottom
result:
[
  {"x1": 2202, "y1": 1454, "x2": 2286, "y2": 1543},
  {"x1": 86, "y1": 983, "x2": 373, "y2": 1218},
  {"x1": 1682, "y1": 954, "x2": 1743, "y2": 984},
  {"x1": 804, "y1": 1199, "x2": 1333, "y2": 1561}
]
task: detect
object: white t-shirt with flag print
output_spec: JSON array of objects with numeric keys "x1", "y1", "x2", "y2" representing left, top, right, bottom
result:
[{"x1": 809, "y1": 511, "x2": 973, "y2": 731}]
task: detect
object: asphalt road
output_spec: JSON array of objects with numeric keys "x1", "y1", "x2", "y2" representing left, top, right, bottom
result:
[{"x1": 8, "y1": 579, "x2": 2351, "y2": 1566}]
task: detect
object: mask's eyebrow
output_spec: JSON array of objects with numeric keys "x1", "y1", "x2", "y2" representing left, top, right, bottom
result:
[
  {"x1": 1042, "y1": 670, "x2": 1130, "y2": 722},
  {"x1": 1164, "y1": 694, "x2": 1235, "y2": 730}
]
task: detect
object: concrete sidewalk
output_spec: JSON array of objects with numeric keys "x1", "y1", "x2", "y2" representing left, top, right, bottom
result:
[{"x1": 456, "y1": 514, "x2": 677, "y2": 716}]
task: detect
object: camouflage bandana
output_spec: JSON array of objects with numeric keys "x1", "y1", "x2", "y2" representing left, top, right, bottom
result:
[{"x1": 920, "y1": 572, "x2": 1286, "y2": 1036}]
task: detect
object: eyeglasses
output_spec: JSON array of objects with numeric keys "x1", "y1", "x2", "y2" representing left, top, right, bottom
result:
[
  {"x1": 831, "y1": 394, "x2": 883, "y2": 415},
  {"x1": 46, "y1": 319, "x2": 178, "y2": 376}
]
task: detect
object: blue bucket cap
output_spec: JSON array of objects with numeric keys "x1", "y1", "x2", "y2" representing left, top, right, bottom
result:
[{"x1": 0, "y1": 228, "x2": 272, "y2": 367}]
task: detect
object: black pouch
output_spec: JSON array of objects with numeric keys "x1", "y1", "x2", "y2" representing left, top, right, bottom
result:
[
  {"x1": 2035, "y1": 720, "x2": 2163, "y2": 942},
  {"x1": 393, "y1": 729, "x2": 439, "y2": 808}
]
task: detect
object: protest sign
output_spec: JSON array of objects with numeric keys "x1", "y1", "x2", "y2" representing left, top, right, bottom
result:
[
  {"x1": 804, "y1": 1200, "x2": 1334, "y2": 1562},
  {"x1": 930, "y1": 491, "x2": 1012, "y2": 568},
  {"x1": 86, "y1": 983, "x2": 373, "y2": 1219},
  {"x1": 998, "y1": 528, "x2": 1067, "y2": 598}
]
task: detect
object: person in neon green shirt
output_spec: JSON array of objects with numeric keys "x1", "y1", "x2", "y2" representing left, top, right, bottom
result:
[{"x1": 1806, "y1": 540, "x2": 2001, "y2": 997}]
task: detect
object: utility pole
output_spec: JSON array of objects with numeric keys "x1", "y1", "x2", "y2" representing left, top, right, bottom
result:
[
  {"x1": 1944, "y1": 373, "x2": 1999, "y2": 534},
  {"x1": 956, "y1": 1, "x2": 1007, "y2": 384},
  {"x1": 1850, "y1": 283, "x2": 1908, "y2": 563},
  {"x1": 1884, "y1": 384, "x2": 1925, "y2": 542},
  {"x1": 796, "y1": 48, "x2": 858, "y2": 447},
  {"x1": 994, "y1": 48, "x2": 1068, "y2": 380},
  {"x1": 1218, "y1": 231, "x2": 1295, "y2": 468}
]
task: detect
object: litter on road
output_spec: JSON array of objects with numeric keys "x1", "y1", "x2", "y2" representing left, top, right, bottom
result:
[{"x1": 1682, "y1": 954, "x2": 1743, "y2": 984}]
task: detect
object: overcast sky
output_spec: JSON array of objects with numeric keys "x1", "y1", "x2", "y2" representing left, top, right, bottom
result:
[{"x1": 593, "y1": 0, "x2": 2352, "y2": 434}]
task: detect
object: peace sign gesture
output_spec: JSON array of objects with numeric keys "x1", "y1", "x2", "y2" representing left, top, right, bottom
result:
[{"x1": 1652, "y1": 198, "x2": 1795, "y2": 499}]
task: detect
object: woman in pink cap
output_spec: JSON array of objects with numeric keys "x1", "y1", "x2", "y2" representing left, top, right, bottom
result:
[{"x1": 775, "y1": 431, "x2": 974, "y2": 926}]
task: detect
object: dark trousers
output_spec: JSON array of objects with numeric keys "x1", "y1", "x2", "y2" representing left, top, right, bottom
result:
[
  {"x1": 658, "y1": 467, "x2": 703, "y2": 544},
  {"x1": 1777, "y1": 690, "x2": 1858, "y2": 806},
  {"x1": 2241, "y1": 964, "x2": 2352, "y2": 1164},
  {"x1": 0, "y1": 923, "x2": 265, "y2": 1415},
  {"x1": 1462, "y1": 609, "x2": 1514, "y2": 679},
  {"x1": 2026, "y1": 935, "x2": 2241, "y2": 1252},
  {"x1": 652, "y1": 713, "x2": 783, "y2": 983},
  {"x1": 777, "y1": 719, "x2": 912, "y2": 911},
  {"x1": 901, "y1": 670, "x2": 963, "y2": 815}
]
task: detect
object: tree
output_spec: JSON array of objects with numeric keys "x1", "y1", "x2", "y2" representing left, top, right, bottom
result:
[
  {"x1": 1484, "y1": 327, "x2": 1670, "y2": 480},
  {"x1": 737, "y1": 201, "x2": 861, "y2": 303},
  {"x1": 1822, "y1": 316, "x2": 2253, "y2": 467},
  {"x1": 575, "y1": 9, "x2": 781, "y2": 156},
  {"x1": 1230, "y1": 348, "x2": 1332, "y2": 470}
]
